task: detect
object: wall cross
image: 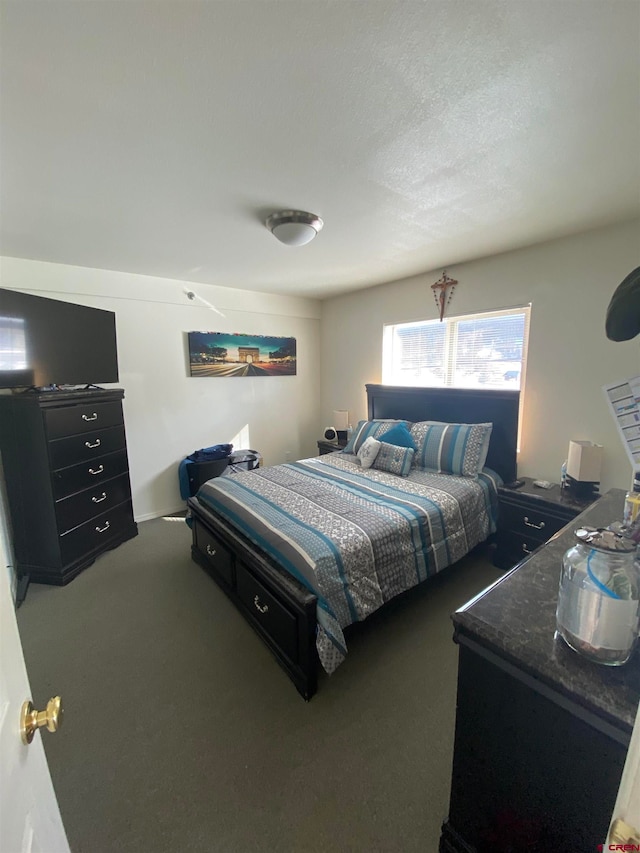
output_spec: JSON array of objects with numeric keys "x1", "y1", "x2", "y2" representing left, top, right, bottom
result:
[{"x1": 431, "y1": 270, "x2": 458, "y2": 321}]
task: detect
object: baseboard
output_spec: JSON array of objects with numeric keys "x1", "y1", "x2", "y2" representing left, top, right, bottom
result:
[{"x1": 134, "y1": 506, "x2": 187, "y2": 523}]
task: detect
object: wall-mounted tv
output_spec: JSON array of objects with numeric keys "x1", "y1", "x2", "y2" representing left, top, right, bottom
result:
[{"x1": 0, "y1": 288, "x2": 119, "y2": 389}]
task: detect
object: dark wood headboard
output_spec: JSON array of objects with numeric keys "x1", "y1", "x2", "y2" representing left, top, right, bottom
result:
[{"x1": 366, "y1": 384, "x2": 519, "y2": 483}]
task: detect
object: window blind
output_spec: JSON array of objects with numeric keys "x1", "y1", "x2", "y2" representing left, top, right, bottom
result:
[{"x1": 383, "y1": 306, "x2": 530, "y2": 390}]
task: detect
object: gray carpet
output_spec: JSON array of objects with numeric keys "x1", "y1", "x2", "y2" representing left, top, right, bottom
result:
[{"x1": 17, "y1": 515, "x2": 500, "y2": 853}]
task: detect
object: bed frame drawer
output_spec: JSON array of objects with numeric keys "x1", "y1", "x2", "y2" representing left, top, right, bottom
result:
[
  {"x1": 236, "y1": 562, "x2": 299, "y2": 664},
  {"x1": 193, "y1": 519, "x2": 234, "y2": 586}
]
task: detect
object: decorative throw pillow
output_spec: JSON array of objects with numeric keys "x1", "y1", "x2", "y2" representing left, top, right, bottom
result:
[
  {"x1": 378, "y1": 422, "x2": 416, "y2": 450},
  {"x1": 357, "y1": 436, "x2": 381, "y2": 469},
  {"x1": 342, "y1": 419, "x2": 412, "y2": 455},
  {"x1": 372, "y1": 443, "x2": 415, "y2": 477},
  {"x1": 410, "y1": 421, "x2": 493, "y2": 477}
]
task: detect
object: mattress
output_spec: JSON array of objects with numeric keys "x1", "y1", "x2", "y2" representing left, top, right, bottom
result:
[{"x1": 196, "y1": 452, "x2": 500, "y2": 674}]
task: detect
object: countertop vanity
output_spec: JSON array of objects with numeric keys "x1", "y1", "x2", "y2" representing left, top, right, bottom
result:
[{"x1": 440, "y1": 488, "x2": 640, "y2": 852}]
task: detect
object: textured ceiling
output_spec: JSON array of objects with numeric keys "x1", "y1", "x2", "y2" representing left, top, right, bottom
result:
[{"x1": 1, "y1": 0, "x2": 639, "y2": 299}]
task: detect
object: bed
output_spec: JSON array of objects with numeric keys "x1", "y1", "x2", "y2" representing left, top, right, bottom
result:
[{"x1": 187, "y1": 384, "x2": 519, "y2": 699}]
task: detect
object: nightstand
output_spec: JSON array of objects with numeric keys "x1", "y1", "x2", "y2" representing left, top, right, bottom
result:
[
  {"x1": 493, "y1": 477, "x2": 600, "y2": 570},
  {"x1": 317, "y1": 439, "x2": 348, "y2": 456}
]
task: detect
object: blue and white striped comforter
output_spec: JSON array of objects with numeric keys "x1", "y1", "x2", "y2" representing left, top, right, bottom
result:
[{"x1": 196, "y1": 453, "x2": 500, "y2": 674}]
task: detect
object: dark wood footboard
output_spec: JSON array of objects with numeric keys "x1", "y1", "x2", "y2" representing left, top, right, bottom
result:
[{"x1": 188, "y1": 496, "x2": 319, "y2": 700}]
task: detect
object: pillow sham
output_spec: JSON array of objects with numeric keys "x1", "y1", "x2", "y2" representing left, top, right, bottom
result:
[
  {"x1": 378, "y1": 422, "x2": 416, "y2": 450},
  {"x1": 372, "y1": 442, "x2": 415, "y2": 477},
  {"x1": 342, "y1": 419, "x2": 412, "y2": 455},
  {"x1": 356, "y1": 436, "x2": 381, "y2": 469},
  {"x1": 410, "y1": 421, "x2": 492, "y2": 477}
]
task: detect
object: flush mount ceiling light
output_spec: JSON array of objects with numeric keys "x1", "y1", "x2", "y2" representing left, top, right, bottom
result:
[{"x1": 265, "y1": 210, "x2": 323, "y2": 246}]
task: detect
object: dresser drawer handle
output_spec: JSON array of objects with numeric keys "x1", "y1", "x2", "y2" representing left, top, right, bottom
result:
[
  {"x1": 91, "y1": 492, "x2": 107, "y2": 504},
  {"x1": 85, "y1": 439, "x2": 101, "y2": 449},
  {"x1": 206, "y1": 544, "x2": 216, "y2": 556},
  {"x1": 95, "y1": 521, "x2": 110, "y2": 534},
  {"x1": 523, "y1": 516, "x2": 545, "y2": 530},
  {"x1": 522, "y1": 543, "x2": 532, "y2": 554},
  {"x1": 82, "y1": 413, "x2": 98, "y2": 422},
  {"x1": 253, "y1": 595, "x2": 269, "y2": 614},
  {"x1": 88, "y1": 465, "x2": 104, "y2": 475}
]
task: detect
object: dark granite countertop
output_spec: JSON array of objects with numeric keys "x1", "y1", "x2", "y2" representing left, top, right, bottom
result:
[{"x1": 454, "y1": 488, "x2": 640, "y2": 734}]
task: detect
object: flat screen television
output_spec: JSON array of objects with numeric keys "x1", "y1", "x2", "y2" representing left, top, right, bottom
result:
[{"x1": 0, "y1": 288, "x2": 119, "y2": 389}]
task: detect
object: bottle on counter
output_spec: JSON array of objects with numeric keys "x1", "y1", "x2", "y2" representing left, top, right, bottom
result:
[
  {"x1": 623, "y1": 471, "x2": 640, "y2": 526},
  {"x1": 560, "y1": 460, "x2": 568, "y2": 491}
]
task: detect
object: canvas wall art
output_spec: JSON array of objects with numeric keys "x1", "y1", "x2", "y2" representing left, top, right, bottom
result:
[{"x1": 188, "y1": 332, "x2": 297, "y2": 377}]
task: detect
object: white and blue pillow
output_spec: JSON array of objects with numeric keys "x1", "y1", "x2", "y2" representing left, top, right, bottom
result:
[
  {"x1": 410, "y1": 421, "x2": 492, "y2": 478},
  {"x1": 372, "y1": 442, "x2": 415, "y2": 477},
  {"x1": 356, "y1": 436, "x2": 381, "y2": 469}
]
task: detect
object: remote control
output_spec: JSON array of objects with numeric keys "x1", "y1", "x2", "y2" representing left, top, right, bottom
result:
[
  {"x1": 504, "y1": 479, "x2": 525, "y2": 489},
  {"x1": 533, "y1": 480, "x2": 553, "y2": 489}
]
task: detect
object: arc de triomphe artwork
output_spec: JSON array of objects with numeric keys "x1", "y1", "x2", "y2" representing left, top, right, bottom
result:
[{"x1": 238, "y1": 347, "x2": 260, "y2": 364}]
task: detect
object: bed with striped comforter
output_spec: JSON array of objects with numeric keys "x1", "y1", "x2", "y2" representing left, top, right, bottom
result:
[{"x1": 196, "y1": 452, "x2": 500, "y2": 675}]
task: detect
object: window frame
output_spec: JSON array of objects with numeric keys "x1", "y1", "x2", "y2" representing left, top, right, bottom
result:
[{"x1": 382, "y1": 304, "x2": 531, "y2": 393}]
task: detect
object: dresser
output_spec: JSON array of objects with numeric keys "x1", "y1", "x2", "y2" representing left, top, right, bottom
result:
[
  {"x1": 0, "y1": 388, "x2": 138, "y2": 586},
  {"x1": 440, "y1": 489, "x2": 639, "y2": 852},
  {"x1": 493, "y1": 477, "x2": 598, "y2": 570}
]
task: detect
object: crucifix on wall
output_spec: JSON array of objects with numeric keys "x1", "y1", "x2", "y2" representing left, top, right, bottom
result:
[{"x1": 431, "y1": 270, "x2": 458, "y2": 321}]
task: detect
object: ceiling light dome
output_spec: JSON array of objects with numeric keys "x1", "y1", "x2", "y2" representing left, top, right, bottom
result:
[{"x1": 266, "y1": 210, "x2": 323, "y2": 246}]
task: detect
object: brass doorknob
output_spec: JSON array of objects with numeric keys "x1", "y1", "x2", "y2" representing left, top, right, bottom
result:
[
  {"x1": 20, "y1": 696, "x2": 63, "y2": 745},
  {"x1": 610, "y1": 818, "x2": 640, "y2": 845}
]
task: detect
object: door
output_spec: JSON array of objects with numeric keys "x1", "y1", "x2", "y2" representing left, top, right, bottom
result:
[
  {"x1": 605, "y1": 701, "x2": 640, "y2": 847},
  {"x1": 0, "y1": 525, "x2": 69, "y2": 852}
]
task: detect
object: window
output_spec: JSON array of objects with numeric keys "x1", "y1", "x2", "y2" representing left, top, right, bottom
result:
[
  {"x1": 0, "y1": 315, "x2": 27, "y2": 371},
  {"x1": 382, "y1": 306, "x2": 530, "y2": 390}
]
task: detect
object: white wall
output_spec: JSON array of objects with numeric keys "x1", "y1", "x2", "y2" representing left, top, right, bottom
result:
[
  {"x1": 2, "y1": 218, "x2": 638, "y2": 524},
  {"x1": 0, "y1": 258, "x2": 322, "y2": 521},
  {"x1": 321, "y1": 219, "x2": 640, "y2": 494}
]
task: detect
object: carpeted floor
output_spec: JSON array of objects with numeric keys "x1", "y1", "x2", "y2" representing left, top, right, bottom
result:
[{"x1": 17, "y1": 514, "x2": 500, "y2": 853}]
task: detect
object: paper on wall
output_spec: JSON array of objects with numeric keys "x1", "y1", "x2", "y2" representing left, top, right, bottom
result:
[{"x1": 603, "y1": 376, "x2": 640, "y2": 467}]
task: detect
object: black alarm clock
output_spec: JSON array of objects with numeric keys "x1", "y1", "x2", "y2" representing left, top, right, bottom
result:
[{"x1": 323, "y1": 427, "x2": 338, "y2": 443}]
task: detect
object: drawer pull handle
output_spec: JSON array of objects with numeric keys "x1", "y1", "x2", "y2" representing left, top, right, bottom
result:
[
  {"x1": 82, "y1": 413, "x2": 98, "y2": 422},
  {"x1": 522, "y1": 543, "x2": 532, "y2": 554},
  {"x1": 95, "y1": 521, "x2": 110, "y2": 534},
  {"x1": 253, "y1": 595, "x2": 269, "y2": 614},
  {"x1": 85, "y1": 439, "x2": 101, "y2": 449},
  {"x1": 523, "y1": 516, "x2": 545, "y2": 530},
  {"x1": 92, "y1": 492, "x2": 107, "y2": 504},
  {"x1": 88, "y1": 465, "x2": 104, "y2": 475},
  {"x1": 206, "y1": 544, "x2": 216, "y2": 556}
]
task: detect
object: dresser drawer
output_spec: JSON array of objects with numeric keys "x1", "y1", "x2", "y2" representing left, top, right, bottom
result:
[
  {"x1": 498, "y1": 501, "x2": 569, "y2": 544},
  {"x1": 59, "y1": 500, "x2": 135, "y2": 566},
  {"x1": 55, "y1": 474, "x2": 132, "y2": 534},
  {"x1": 51, "y1": 450, "x2": 130, "y2": 500},
  {"x1": 49, "y1": 425, "x2": 127, "y2": 469},
  {"x1": 236, "y1": 562, "x2": 298, "y2": 664},
  {"x1": 45, "y1": 400, "x2": 124, "y2": 440},
  {"x1": 193, "y1": 519, "x2": 234, "y2": 586},
  {"x1": 494, "y1": 530, "x2": 546, "y2": 569}
]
